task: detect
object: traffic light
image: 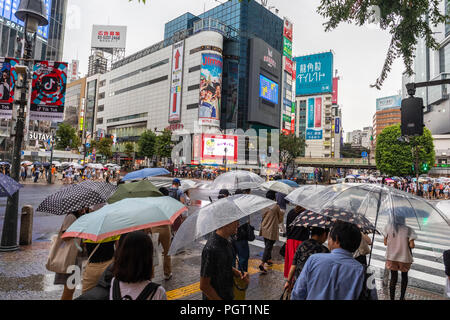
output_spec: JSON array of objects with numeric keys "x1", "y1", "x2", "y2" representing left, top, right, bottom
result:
[
  {"x1": 421, "y1": 162, "x2": 430, "y2": 173},
  {"x1": 401, "y1": 96, "x2": 424, "y2": 136}
]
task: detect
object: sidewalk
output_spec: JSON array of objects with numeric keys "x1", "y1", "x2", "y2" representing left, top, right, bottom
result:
[{"x1": 0, "y1": 240, "x2": 447, "y2": 300}]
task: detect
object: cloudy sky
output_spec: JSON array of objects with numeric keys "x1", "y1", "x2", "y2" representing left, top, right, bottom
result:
[{"x1": 62, "y1": 0, "x2": 405, "y2": 132}]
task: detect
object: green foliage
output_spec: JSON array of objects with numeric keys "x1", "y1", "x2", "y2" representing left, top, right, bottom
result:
[
  {"x1": 138, "y1": 130, "x2": 157, "y2": 158},
  {"x1": 155, "y1": 129, "x2": 174, "y2": 158},
  {"x1": 375, "y1": 124, "x2": 435, "y2": 176},
  {"x1": 280, "y1": 133, "x2": 305, "y2": 177},
  {"x1": 90, "y1": 138, "x2": 113, "y2": 159},
  {"x1": 317, "y1": 0, "x2": 449, "y2": 89},
  {"x1": 124, "y1": 142, "x2": 135, "y2": 157},
  {"x1": 55, "y1": 123, "x2": 79, "y2": 150}
]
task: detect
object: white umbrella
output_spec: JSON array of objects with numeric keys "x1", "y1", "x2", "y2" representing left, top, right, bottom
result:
[
  {"x1": 21, "y1": 161, "x2": 32, "y2": 166},
  {"x1": 168, "y1": 194, "x2": 276, "y2": 255},
  {"x1": 52, "y1": 161, "x2": 62, "y2": 167},
  {"x1": 70, "y1": 163, "x2": 83, "y2": 169},
  {"x1": 211, "y1": 170, "x2": 264, "y2": 190},
  {"x1": 261, "y1": 181, "x2": 293, "y2": 195},
  {"x1": 180, "y1": 179, "x2": 199, "y2": 192}
]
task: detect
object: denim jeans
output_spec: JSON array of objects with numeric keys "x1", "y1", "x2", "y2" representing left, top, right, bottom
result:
[{"x1": 232, "y1": 239, "x2": 249, "y2": 273}]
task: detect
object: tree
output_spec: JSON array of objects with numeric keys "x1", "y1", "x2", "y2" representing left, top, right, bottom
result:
[
  {"x1": 155, "y1": 129, "x2": 174, "y2": 159},
  {"x1": 279, "y1": 133, "x2": 305, "y2": 178},
  {"x1": 317, "y1": 0, "x2": 449, "y2": 89},
  {"x1": 124, "y1": 142, "x2": 135, "y2": 158},
  {"x1": 90, "y1": 138, "x2": 113, "y2": 160},
  {"x1": 137, "y1": 130, "x2": 157, "y2": 159},
  {"x1": 55, "y1": 123, "x2": 79, "y2": 150},
  {"x1": 375, "y1": 124, "x2": 435, "y2": 176}
]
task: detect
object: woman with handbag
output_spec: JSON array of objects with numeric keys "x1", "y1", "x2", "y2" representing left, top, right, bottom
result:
[
  {"x1": 258, "y1": 190, "x2": 284, "y2": 274},
  {"x1": 354, "y1": 232, "x2": 372, "y2": 265},
  {"x1": 47, "y1": 208, "x2": 87, "y2": 300}
]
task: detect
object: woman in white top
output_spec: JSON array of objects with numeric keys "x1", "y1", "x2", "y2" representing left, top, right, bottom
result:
[
  {"x1": 384, "y1": 215, "x2": 417, "y2": 300},
  {"x1": 110, "y1": 231, "x2": 167, "y2": 300}
]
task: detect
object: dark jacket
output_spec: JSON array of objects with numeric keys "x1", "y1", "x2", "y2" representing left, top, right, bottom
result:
[
  {"x1": 74, "y1": 263, "x2": 114, "y2": 300},
  {"x1": 444, "y1": 250, "x2": 450, "y2": 277}
]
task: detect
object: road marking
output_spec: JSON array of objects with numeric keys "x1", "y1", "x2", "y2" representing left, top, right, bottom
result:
[
  {"x1": 165, "y1": 259, "x2": 284, "y2": 300},
  {"x1": 370, "y1": 248, "x2": 445, "y2": 271}
]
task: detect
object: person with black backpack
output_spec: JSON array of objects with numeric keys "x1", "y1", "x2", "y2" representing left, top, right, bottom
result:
[{"x1": 109, "y1": 231, "x2": 166, "y2": 300}]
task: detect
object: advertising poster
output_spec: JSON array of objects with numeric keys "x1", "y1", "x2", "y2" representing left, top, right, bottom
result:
[
  {"x1": 225, "y1": 61, "x2": 239, "y2": 128},
  {"x1": 283, "y1": 37, "x2": 292, "y2": 59},
  {"x1": 283, "y1": 18, "x2": 293, "y2": 42},
  {"x1": 201, "y1": 134, "x2": 238, "y2": 165},
  {"x1": 291, "y1": 102, "x2": 296, "y2": 134},
  {"x1": 0, "y1": 57, "x2": 18, "y2": 119},
  {"x1": 332, "y1": 77, "x2": 338, "y2": 105},
  {"x1": 30, "y1": 60, "x2": 68, "y2": 122},
  {"x1": 376, "y1": 95, "x2": 402, "y2": 111},
  {"x1": 91, "y1": 25, "x2": 127, "y2": 49},
  {"x1": 260, "y1": 75, "x2": 279, "y2": 104},
  {"x1": 295, "y1": 52, "x2": 333, "y2": 96},
  {"x1": 284, "y1": 56, "x2": 294, "y2": 75},
  {"x1": 307, "y1": 98, "x2": 315, "y2": 128},
  {"x1": 169, "y1": 41, "x2": 184, "y2": 122},
  {"x1": 199, "y1": 53, "x2": 223, "y2": 127},
  {"x1": 335, "y1": 117, "x2": 340, "y2": 134},
  {"x1": 315, "y1": 97, "x2": 322, "y2": 128}
]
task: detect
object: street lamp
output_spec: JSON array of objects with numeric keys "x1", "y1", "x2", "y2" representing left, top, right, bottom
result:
[{"x1": 0, "y1": 0, "x2": 48, "y2": 252}]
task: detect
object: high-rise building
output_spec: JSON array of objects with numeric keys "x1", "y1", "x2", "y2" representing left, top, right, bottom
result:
[
  {"x1": 0, "y1": 0, "x2": 68, "y2": 61},
  {"x1": 65, "y1": 77, "x2": 86, "y2": 132},
  {"x1": 402, "y1": 0, "x2": 450, "y2": 134},
  {"x1": 373, "y1": 95, "x2": 402, "y2": 142},
  {"x1": 88, "y1": 50, "x2": 108, "y2": 77}
]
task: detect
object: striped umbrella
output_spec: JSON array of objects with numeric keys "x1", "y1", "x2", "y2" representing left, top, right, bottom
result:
[
  {"x1": 62, "y1": 196, "x2": 187, "y2": 242},
  {"x1": 36, "y1": 183, "x2": 114, "y2": 215}
]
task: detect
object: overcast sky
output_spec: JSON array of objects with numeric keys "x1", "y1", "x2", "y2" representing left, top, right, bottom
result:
[{"x1": 62, "y1": 0, "x2": 405, "y2": 132}]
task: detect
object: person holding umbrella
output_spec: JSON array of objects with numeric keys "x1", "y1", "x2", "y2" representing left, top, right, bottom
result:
[
  {"x1": 384, "y1": 215, "x2": 417, "y2": 300},
  {"x1": 258, "y1": 190, "x2": 284, "y2": 274},
  {"x1": 284, "y1": 205, "x2": 309, "y2": 279}
]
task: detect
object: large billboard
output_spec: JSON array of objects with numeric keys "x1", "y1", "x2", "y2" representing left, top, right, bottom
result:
[
  {"x1": 376, "y1": 95, "x2": 402, "y2": 111},
  {"x1": 201, "y1": 134, "x2": 238, "y2": 165},
  {"x1": 306, "y1": 97, "x2": 323, "y2": 140},
  {"x1": 91, "y1": 25, "x2": 127, "y2": 49},
  {"x1": 30, "y1": 61, "x2": 68, "y2": 122},
  {"x1": 295, "y1": 52, "x2": 333, "y2": 96},
  {"x1": 0, "y1": 57, "x2": 17, "y2": 119},
  {"x1": 0, "y1": 0, "x2": 51, "y2": 39},
  {"x1": 283, "y1": 18, "x2": 293, "y2": 42},
  {"x1": 199, "y1": 53, "x2": 223, "y2": 127},
  {"x1": 332, "y1": 77, "x2": 339, "y2": 105},
  {"x1": 169, "y1": 41, "x2": 184, "y2": 122},
  {"x1": 225, "y1": 61, "x2": 239, "y2": 128}
]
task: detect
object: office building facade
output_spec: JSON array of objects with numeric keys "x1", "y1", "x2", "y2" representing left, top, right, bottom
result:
[{"x1": 373, "y1": 95, "x2": 402, "y2": 143}]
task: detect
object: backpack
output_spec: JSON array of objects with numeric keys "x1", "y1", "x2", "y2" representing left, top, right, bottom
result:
[
  {"x1": 168, "y1": 187, "x2": 181, "y2": 201},
  {"x1": 112, "y1": 278, "x2": 160, "y2": 300}
]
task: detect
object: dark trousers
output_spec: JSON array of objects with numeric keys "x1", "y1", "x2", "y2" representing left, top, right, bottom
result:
[
  {"x1": 262, "y1": 238, "x2": 276, "y2": 263},
  {"x1": 232, "y1": 239, "x2": 249, "y2": 273}
]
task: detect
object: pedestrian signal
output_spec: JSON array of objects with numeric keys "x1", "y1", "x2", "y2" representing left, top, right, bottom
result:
[{"x1": 401, "y1": 97, "x2": 424, "y2": 136}]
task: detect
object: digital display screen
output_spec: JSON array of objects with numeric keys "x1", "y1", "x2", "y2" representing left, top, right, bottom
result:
[
  {"x1": 0, "y1": 0, "x2": 52, "y2": 39},
  {"x1": 259, "y1": 74, "x2": 278, "y2": 104}
]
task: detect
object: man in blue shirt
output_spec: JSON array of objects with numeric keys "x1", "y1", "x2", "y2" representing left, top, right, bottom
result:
[{"x1": 291, "y1": 221, "x2": 365, "y2": 300}]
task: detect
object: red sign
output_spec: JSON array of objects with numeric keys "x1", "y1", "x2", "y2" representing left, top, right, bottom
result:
[
  {"x1": 332, "y1": 77, "x2": 338, "y2": 105},
  {"x1": 284, "y1": 56, "x2": 294, "y2": 75},
  {"x1": 283, "y1": 19, "x2": 293, "y2": 42},
  {"x1": 315, "y1": 97, "x2": 322, "y2": 128}
]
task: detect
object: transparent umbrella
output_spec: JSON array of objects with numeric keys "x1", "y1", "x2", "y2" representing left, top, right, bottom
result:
[
  {"x1": 285, "y1": 185, "x2": 327, "y2": 206},
  {"x1": 168, "y1": 194, "x2": 276, "y2": 255},
  {"x1": 210, "y1": 170, "x2": 264, "y2": 190},
  {"x1": 289, "y1": 183, "x2": 450, "y2": 263},
  {"x1": 261, "y1": 181, "x2": 293, "y2": 195}
]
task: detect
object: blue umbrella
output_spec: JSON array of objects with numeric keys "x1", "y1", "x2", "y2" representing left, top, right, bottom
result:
[
  {"x1": 0, "y1": 174, "x2": 23, "y2": 197},
  {"x1": 33, "y1": 162, "x2": 42, "y2": 166},
  {"x1": 122, "y1": 168, "x2": 170, "y2": 181},
  {"x1": 278, "y1": 179, "x2": 299, "y2": 188}
]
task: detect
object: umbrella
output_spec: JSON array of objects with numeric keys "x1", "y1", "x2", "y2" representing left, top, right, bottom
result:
[
  {"x1": 52, "y1": 161, "x2": 62, "y2": 167},
  {"x1": 436, "y1": 201, "x2": 450, "y2": 220},
  {"x1": 179, "y1": 179, "x2": 199, "y2": 192},
  {"x1": 77, "y1": 180, "x2": 118, "y2": 200},
  {"x1": 210, "y1": 170, "x2": 264, "y2": 190},
  {"x1": 122, "y1": 168, "x2": 170, "y2": 181},
  {"x1": 278, "y1": 179, "x2": 299, "y2": 188},
  {"x1": 261, "y1": 181, "x2": 293, "y2": 195},
  {"x1": 42, "y1": 162, "x2": 51, "y2": 167},
  {"x1": 21, "y1": 161, "x2": 32, "y2": 166},
  {"x1": 61, "y1": 197, "x2": 187, "y2": 242},
  {"x1": 285, "y1": 185, "x2": 327, "y2": 207},
  {"x1": 107, "y1": 180, "x2": 163, "y2": 204},
  {"x1": 288, "y1": 183, "x2": 450, "y2": 262},
  {"x1": 87, "y1": 163, "x2": 104, "y2": 170},
  {"x1": 33, "y1": 162, "x2": 42, "y2": 166},
  {"x1": 168, "y1": 194, "x2": 276, "y2": 255},
  {"x1": 345, "y1": 175, "x2": 356, "y2": 180},
  {"x1": 36, "y1": 183, "x2": 114, "y2": 215},
  {"x1": 290, "y1": 210, "x2": 379, "y2": 234},
  {"x1": 0, "y1": 174, "x2": 23, "y2": 197}
]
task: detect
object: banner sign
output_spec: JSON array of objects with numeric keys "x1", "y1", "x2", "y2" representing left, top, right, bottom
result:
[
  {"x1": 30, "y1": 61, "x2": 68, "y2": 122},
  {"x1": 283, "y1": 18, "x2": 293, "y2": 42},
  {"x1": 91, "y1": 25, "x2": 127, "y2": 49},
  {"x1": 284, "y1": 56, "x2": 294, "y2": 75},
  {"x1": 225, "y1": 61, "x2": 239, "y2": 128},
  {"x1": 201, "y1": 134, "x2": 238, "y2": 164},
  {"x1": 306, "y1": 96, "x2": 323, "y2": 140},
  {"x1": 169, "y1": 41, "x2": 184, "y2": 122},
  {"x1": 306, "y1": 128, "x2": 323, "y2": 140},
  {"x1": 283, "y1": 37, "x2": 292, "y2": 59},
  {"x1": 199, "y1": 53, "x2": 223, "y2": 127},
  {"x1": 315, "y1": 97, "x2": 322, "y2": 128},
  {"x1": 307, "y1": 98, "x2": 315, "y2": 128},
  {"x1": 335, "y1": 117, "x2": 340, "y2": 134},
  {"x1": 295, "y1": 52, "x2": 333, "y2": 96},
  {"x1": 332, "y1": 77, "x2": 338, "y2": 104},
  {"x1": 0, "y1": 57, "x2": 18, "y2": 119}
]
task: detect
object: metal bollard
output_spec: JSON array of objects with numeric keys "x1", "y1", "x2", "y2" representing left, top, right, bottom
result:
[{"x1": 19, "y1": 205, "x2": 34, "y2": 246}]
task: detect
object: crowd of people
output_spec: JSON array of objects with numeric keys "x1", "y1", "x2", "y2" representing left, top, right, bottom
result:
[
  {"x1": 383, "y1": 178, "x2": 450, "y2": 200},
  {"x1": 47, "y1": 176, "x2": 450, "y2": 301}
]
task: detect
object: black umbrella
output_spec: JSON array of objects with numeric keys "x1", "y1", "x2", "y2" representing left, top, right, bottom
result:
[
  {"x1": 290, "y1": 210, "x2": 380, "y2": 234},
  {"x1": 36, "y1": 183, "x2": 113, "y2": 215},
  {"x1": 77, "y1": 180, "x2": 117, "y2": 200}
]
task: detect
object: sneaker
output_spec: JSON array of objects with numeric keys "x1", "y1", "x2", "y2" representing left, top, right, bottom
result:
[
  {"x1": 258, "y1": 264, "x2": 268, "y2": 274},
  {"x1": 164, "y1": 273, "x2": 173, "y2": 280}
]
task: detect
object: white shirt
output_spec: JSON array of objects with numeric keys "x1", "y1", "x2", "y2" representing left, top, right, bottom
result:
[
  {"x1": 384, "y1": 224, "x2": 417, "y2": 263},
  {"x1": 109, "y1": 278, "x2": 167, "y2": 300}
]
